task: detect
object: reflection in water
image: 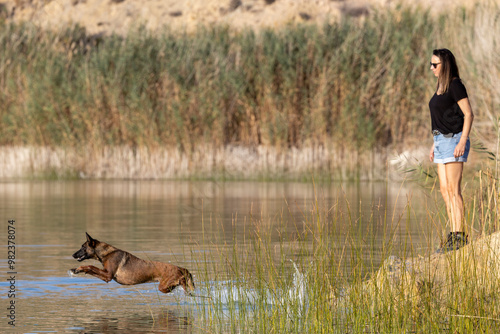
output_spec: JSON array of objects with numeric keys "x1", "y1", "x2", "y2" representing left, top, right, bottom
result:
[
  {"x1": 0, "y1": 180, "x2": 434, "y2": 333},
  {"x1": 77, "y1": 310, "x2": 193, "y2": 334}
]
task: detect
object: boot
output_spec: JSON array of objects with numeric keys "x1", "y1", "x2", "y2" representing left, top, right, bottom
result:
[{"x1": 436, "y1": 232, "x2": 468, "y2": 254}]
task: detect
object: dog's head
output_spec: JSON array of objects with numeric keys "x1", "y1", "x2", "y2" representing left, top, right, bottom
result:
[{"x1": 72, "y1": 233, "x2": 99, "y2": 262}]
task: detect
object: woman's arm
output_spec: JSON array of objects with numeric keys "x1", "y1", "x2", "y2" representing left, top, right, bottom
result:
[{"x1": 455, "y1": 97, "x2": 474, "y2": 157}]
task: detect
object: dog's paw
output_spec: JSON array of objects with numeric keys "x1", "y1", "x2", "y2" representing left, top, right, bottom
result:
[{"x1": 69, "y1": 268, "x2": 80, "y2": 275}]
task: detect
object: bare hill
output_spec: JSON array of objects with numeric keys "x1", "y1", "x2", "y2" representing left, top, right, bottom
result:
[{"x1": 0, "y1": 0, "x2": 484, "y2": 35}]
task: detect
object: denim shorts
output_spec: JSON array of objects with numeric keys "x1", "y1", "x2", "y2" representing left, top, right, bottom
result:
[{"x1": 433, "y1": 132, "x2": 470, "y2": 164}]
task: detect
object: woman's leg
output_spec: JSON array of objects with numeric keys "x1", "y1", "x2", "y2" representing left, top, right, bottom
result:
[
  {"x1": 436, "y1": 162, "x2": 467, "y2": 253},
  {"x1": 437, "y1": 163, "x2": 451, "y2": 225},
  {"x1": 445, "y1": 162, "x2": 464, "y2": 232},
  {"x1": 437, "y1": 162, "x2": 464, "y2": 232}
]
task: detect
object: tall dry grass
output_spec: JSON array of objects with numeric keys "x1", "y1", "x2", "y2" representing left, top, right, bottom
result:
[{"x1": 0, "y1": 2, "x2": 498, "y2": 179}]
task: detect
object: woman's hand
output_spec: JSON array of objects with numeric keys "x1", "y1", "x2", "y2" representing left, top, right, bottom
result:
[
  {"x1": 454, "y1": 140, "x2": 467, "y2": 157},
  {"x1": 429, "y1": 144, "x2": 435, "y2": 162}
]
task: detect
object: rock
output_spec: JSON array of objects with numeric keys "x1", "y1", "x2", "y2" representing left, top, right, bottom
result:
[
  {"x1": 228, "y1": 0, "x2": 242, "y2": 12},
  {"x1": 339, "y1": 232, "x2": 500, "y2": 312},
  {"x1": 169, "y1": 11, "x2": 182, "y2": 17},
  {"x1": 298, "y1": 12, "x2": 311, "y2": 21}
]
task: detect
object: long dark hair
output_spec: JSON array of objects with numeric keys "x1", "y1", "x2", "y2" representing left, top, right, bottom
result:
[{"x1": 433, "y1": 48, "x2": 460, "y2": 93}]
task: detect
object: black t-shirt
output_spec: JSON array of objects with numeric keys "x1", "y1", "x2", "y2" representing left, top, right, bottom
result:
[{"x1": 429, "y1": 78, "x2": 468, "y2": 134}]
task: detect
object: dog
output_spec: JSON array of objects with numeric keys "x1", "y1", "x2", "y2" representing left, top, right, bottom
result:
[{"x1": 70, "y1": 233, "x2": 195, "y2": 295}]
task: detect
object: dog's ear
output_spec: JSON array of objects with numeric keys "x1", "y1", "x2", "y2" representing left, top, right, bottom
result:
[{"x1": 86, "y1": 232, "x2": 97, "y2": 247}]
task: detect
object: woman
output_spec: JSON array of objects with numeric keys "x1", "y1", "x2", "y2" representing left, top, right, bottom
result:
[{"x1": 428, "y1": 48, "x2": 474, "y2": 253}]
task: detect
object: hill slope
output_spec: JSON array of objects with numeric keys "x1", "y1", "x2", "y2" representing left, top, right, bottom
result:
[{"x1": 0, "y1": 0, "x2": 481, "y2": 35}]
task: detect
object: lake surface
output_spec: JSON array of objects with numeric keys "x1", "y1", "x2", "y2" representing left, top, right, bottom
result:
[{"x1": 0, "y1": 180, "x2": 438, "y2": 333}]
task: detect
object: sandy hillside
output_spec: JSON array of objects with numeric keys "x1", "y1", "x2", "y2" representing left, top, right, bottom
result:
[{"x1": 0, "y1": 0, "x2": 486, "y2": 35}]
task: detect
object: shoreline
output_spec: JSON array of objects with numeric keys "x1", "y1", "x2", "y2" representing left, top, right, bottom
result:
[{"x1": 0, "y1": 145, "x2": 432, "y2": 181}]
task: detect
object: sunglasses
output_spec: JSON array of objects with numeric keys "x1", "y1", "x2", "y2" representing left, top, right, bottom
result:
[{"x1": 430, "y1": 62, "x2": 441, "y2": 69}]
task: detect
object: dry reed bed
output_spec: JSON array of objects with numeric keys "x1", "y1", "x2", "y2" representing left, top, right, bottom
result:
[
  {"x1": 0, "y1": 145, "x2": 397, "y2": 179},
  {"x1": 0, "y1": 3, "x2": 498, "y2": 179}
]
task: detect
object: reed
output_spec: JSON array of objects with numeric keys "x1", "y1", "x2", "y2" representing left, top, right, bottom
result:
[
  {"x1": 0, "y1": 3, "x2": 498, "y2": 180},
  {"x1": 188, "y1": 174, "x2": 500, "y2": 333}
]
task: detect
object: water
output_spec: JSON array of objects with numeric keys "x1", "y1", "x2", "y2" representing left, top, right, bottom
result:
[{"x1": 0, "y1": 180, "x2": 433, "y2": 333}]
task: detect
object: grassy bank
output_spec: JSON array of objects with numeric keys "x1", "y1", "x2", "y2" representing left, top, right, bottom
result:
[{"x1": 0, "y1": 3, "x2": 498, "y2": 179}]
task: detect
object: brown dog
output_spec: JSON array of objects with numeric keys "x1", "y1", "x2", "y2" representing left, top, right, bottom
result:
[{"x1": 70, "y1": 233, "x2": 195, "y2": 295}]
